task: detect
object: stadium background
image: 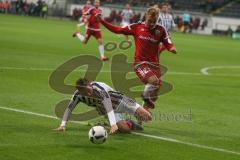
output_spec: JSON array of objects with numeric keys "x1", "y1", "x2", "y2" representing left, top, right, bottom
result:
[{"x1": 1, "y1": 0, "x2": 240, "y2": 36}]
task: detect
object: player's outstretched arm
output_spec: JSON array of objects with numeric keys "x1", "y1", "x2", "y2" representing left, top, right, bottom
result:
[
  {"x1": 161, "y1": 28, "x2": 177, "y2": 54},
  {"x1": 53, "y1": 91, "x2": 80, "y2": 131},
  {"x1": 96, "y1": 13, "x2": 133, "y2": 35},
  {"x1": 100, "y1": 91, "x2": 118, "y2": 134},
  {"x1": 163, "y1": 37, "x2": 177, "y2": 54}
]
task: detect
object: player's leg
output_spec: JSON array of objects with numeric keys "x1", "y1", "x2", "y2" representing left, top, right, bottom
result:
[
  {"x1": 115, "y1": 95, "x2": 152, "y2": 122},
  {"x1": 115, "y1": 113, "x2": 144, "y2": 133},
  {"x1": 114, "y1": 114, "x2": 131, "y2": 133},
  {"x1": 73, "y1": 29, "x2": 90, "y2": 44},
  {"x1": 135, "y1": 63, "x2": 161, "y2": 109},
  {"x1": 134, "y1": 107, "x2": 152, "y2": 121},
  {"x1": 117, "y1": 120, "x2": 144, "y2": 133},
  {"x1": 95, "y1": 31, "x2": 108, "y2": 61}
]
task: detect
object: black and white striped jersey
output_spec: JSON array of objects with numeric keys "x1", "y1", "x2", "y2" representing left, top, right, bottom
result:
[
  {"x1": 67, "y1": 82, "x2": 124, "y2": 116},
  {"x1": 60, "y1": 81, "x2": 139, "y2": 127},
  {"x1": 157, "y1": 12, "x2": 175, "y2": 32}
]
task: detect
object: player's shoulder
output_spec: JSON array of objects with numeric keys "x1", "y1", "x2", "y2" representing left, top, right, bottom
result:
[
  {"x1": 155, "y1": 24, "x2": 167, "y2": 31},
  {"x1": 91, "y1": 81, "x2": 113, "y2": 92},
  {"x1": 129, "y1": 21, "x2": 143, "y2": 28},
  {"x1": 87, "y1": 6, "x2": 99, "y2": 13},
  {"x1": 168, "y1": 13, "x2": 174, "y2": 18}
]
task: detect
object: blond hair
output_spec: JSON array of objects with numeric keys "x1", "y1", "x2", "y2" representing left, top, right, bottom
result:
[{"x1": 146, "y1": 7, "x2": 159, "y2": 19}]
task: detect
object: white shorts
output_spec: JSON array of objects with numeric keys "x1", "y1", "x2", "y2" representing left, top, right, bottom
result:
[
  {"x1": 121, "y1": 22, "x2": 130, "y2": 28},
  {"x1": 114, "y1": 113, "x2": 123, "y2": 123},
  {"x1": 115, "y1": 95, "x2": 141, "y2": 115}
]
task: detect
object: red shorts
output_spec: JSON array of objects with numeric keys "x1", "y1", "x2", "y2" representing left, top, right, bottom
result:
[
  {"x1": 134, "y1": 62, "x2": 161, "y2": 84},
  {"x1": 85, "y1": 29, "x2": 102, "y2": 42}
]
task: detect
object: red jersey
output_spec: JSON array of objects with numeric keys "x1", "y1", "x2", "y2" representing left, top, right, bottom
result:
[
  {"x1": 82, "y1": 5, "x2": 91, "y2": 15},
  {"x1": 86, "y1": 7, "x2": 101, "y2": 31},
  {"x1": 100, "y1": 20, "x2": 175, "y2": 65}
]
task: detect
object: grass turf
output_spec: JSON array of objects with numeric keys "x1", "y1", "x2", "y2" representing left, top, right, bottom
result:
[{"x1": 0, "y1": 14, "x2": 240, "y2": 160}]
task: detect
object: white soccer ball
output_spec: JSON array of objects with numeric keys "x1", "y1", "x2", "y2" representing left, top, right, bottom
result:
[{"x1": 88, "y1": 126, "x2": 108, "y2": 144}]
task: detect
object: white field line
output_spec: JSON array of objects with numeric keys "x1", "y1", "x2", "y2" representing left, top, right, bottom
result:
[
  {"x1": 1, "y1": 66, "x2": 240, "y2": 77},
  {"x1": 0, "y1": 106, "x2": 86, "y2": 125},
  {"x1": 0, "y1": 105, "x2": 240, "y2": 156},
  {"x1": 201, "y1": 66, "x2": 240, "y2": 76}
]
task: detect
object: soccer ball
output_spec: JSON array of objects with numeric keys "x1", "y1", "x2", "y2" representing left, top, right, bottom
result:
[{"x1": 88, "y1": 126, "x2": 108, "y2": 144}]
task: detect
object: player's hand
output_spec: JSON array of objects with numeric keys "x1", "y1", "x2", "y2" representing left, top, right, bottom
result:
[
  {"x1": 109, "y1": 124, "x2": 118, "y2": 134},
  {"x1": 95, "y1": 12, "x2": 102, "y2": 21},
  {"x1": 53, "y1": 126, "x2": 65, "y2": 132}
]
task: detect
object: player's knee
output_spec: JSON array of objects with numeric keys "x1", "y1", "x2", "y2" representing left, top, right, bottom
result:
[
  {"x1": 144, "y1": 111, "x2": 152, "y2": 121},
  {"x1": 97, "y1": 39, "x2": 103, "y2": 44},
  {"x1": 117, "y1": 121, "x2": 131, "y2": 133},
  {"x1": 136, "y1": 108, "x2": 152, "y2": 121},
  {"x1": 147, "y1": 76, "x2": 160, "y2": 87}
]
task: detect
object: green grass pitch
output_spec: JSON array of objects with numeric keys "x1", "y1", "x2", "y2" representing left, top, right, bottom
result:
[{"x1": 0, "y1": 14, "x2": 240, "y2": 160}]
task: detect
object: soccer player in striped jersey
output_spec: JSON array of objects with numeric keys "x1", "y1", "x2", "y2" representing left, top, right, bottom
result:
[
  {"x1": 54, "y1": 78, "x2": 152, "y2": 133},
  {"x1": 121, "y1": 3, "x2": 134, "y2": 40},
  {"x1": 157, "y1": 2, "x2": 176, "y2": 53},
  {"x1": 157, "y1": 3, "x2": 175, "y2": 32}
]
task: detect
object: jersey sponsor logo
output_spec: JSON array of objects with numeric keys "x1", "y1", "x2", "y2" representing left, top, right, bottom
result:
[{"x1": 138, "y1": 35, "x2": 158, "y2": 43}]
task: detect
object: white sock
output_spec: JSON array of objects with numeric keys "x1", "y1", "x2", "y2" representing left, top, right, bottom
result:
[
  {"x1": 98, "y1": 45, "x2": 105, "y2": 58},
  {"x1": 60, "y1": 121, "x2": 67, "y2": 127},
  {"x1": 76, "y1": 33, "x2": 85, "y2": 42},
  {"x1": 77, "y1": 23, "x2": 85, "y2": 27}
]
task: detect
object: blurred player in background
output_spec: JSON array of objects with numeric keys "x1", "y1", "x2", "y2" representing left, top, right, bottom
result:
[
  {"x1": 77, "y1": 0, "x2": 92, "y2": 28},
  {"x1": 73, "y1": 0, "x2": 108, "y2": 61},
  {"x1": 54, "y1": 78, "x2": 151, "y2": 133},
  {"x1": 157, "y1": 2, "x2": 176, "y2": 53},
  {"x1": 121, "y1": 3, "x2": 133, "y2": 40},
  {"x1": 96, "y1": 7, "x2": 177, "y2": 123}
]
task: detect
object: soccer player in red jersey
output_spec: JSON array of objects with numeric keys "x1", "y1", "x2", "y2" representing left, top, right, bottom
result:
[
  {"x1": 73, "y1": 0, "x2": 108, "y2": 61},
  {"x1": 79, "y1": 0, "x2": 91, "y2": 26},
  {"x1": 96, "y1": 7, "x2": 177, "y2": 114},
  {"x1": 82, "y1": 0, "x2": 91, "y2": 14}
]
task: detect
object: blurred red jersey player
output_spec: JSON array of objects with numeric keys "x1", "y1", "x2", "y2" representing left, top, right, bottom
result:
[
  {"x1": 82, "y1": 0, "x2": 91, "y2": 14},
  {"x1": 80, "y1": 0, "x2": 91, "y2": 25},
  {"x1": 97, "y1": 7, "x2": 177, "y2": 113},
  {"x1": 73, "y1": 0, "x2": 108, "y2": 61}
]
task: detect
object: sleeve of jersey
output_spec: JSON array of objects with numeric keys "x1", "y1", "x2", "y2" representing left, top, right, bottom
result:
[
  {"x1": 171, "y1": 16, "x2": 176, "y2": 27},
  {"x1": 100, "y1": 19, "x2": 134, "y2": 35},
  {"x1": 60, "y1": 91, "x2": 80, "y2": 127},
  {"x1": 162, "y1": 28, "x2": 175, "y2": 51},
  {"x1": 100, "y1": 90, "x2": 117, "y2": 126}
]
